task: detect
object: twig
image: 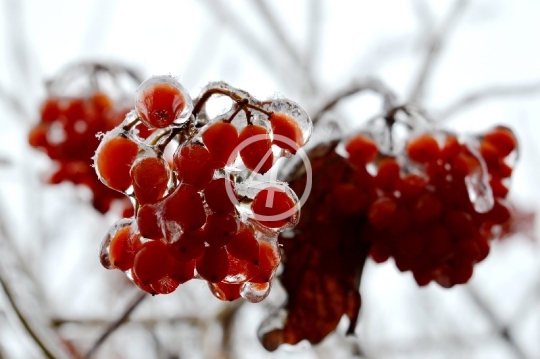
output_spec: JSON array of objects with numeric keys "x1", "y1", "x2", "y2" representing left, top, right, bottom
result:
[
  {"x1": 410, "y1": 0, "x2": 435, "y2": 35},
  {"x1": 305, "y1": 0, "x2": 323, "y2": 94},
  {"x1": 0, "y1": 83, "x2": 31, "y2": 120},
  {"x1": 84, "y1": 291, "x2": 148, "y2": 359},
  {"x1": 218, "y1": 301, "x2": 244, "y2": 359},
  {"x1": 0, "y1": 195, "x2": 73, "y2": 359},
  {"x1": 408, "y1": 0, "x2": 470, "y2": 103},
  {"x1": 0, "y1": 274, "x2": 67, "y2": 359},
  {"x1": 311, "y1": 79, "x2": 398, "y2": 124},
  {"x1": 438, "y1": 81, "x2": 540, "y2": 120},
  {"x1": 199, "y1": 0, "x2": 279, "y2": 80},
  {"x1": 52, "y1": 315, "x2": 201, "y2": 328},
  {"x1": 251, "y1": 0, "x2": 318, "y2": 94},
  {"x1": 466, "y1": 287, "x2": 528, "y2": 359}
]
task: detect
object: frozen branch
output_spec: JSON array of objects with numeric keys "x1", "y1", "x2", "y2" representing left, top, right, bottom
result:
[
  {"x1": 466, "y1": 287, "x2": 528, "y2": 359},
  {"x1": 408, "y1": 0, "x2": 470, "y2": 104},
  {"x1": 251, "y1": 0, "x2": 318, "y2": 94},
  {"x1": 84, "y1": 291, "x2": 148, "y2": 359},
  {"x1": 438, "y1": 81, "x2": 540, "y2": 120},
  {"x1": 198, "y1": 0, "x2": 279, "y2": 79},
  {"x1": 0, "y1": 204, "x2": 73, "y2": 359},
  {"x1": 311, "y1": 79, "x2": 398, "y2": 124}
]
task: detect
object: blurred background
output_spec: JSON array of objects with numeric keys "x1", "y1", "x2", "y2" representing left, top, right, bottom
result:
[{"x1": 1, "y1": 0, "x2": 540, "y2": 358}]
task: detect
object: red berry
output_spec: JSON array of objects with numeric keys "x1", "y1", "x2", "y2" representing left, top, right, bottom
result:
[
  {"x1": 226, "y1": 225, "x2": 260, "y2": 264},
  {"x1": 413, "y1": 193, "x2": 442, "y2": 223},
  {"x1": 226, "y1": 254, "x2": 259, "y2": 283},
  {"x1": 137, "y1": 204, "x2": 162, "y2": 239},
  {"x1": 196, "y1": 246, "x2": 229, "y2": 283},
  {"x1": 406, "y1": 134, "x2": 440, "y2": 163},
  {"x1": 132, "y1": 240, "x2": 171, "y2": 286},
  {"x1": 168, "y1": 229, "x2": 206, "y2": 261},
  {"x1": 173, "y1": 144, "x2": 215, "y2": 190},
  {"x1": 239, "y1": 125, "x2": 274, "y2": 174},
  {"x1": 131, "y1": 269, "x2": 158, "y2": 295},
  {"x1": 208, "y1": 282, "x2": 242, "y2": 302},
  {"x1": 40, "y1": 98, "x2": 61, "y2": 123},
  {"x1": 269, "y1": 112, "x2": 303, "y2": 154},
  {"x1": 375, "y1": 158, "x2": 400, "y2": 191},
  {"x1": 345, "y1": 135, "x2": 378, "y2": 165},
  {"x1": 131, "y1": 156, "x2": 169, "y2": 205},
  {"x1": 136, "y1": 82, "x2": 186, "y2": 128},
  {"x1": 150, "y1": 276, "x2": 180, "y2": 295},
  {"x1": 109, "y1": 225, "x2": 142, "y2": 271},
  {"x1": 258, "y1": 241, "x2": 280, "y2": 273},
  {"x1": 163, "y1": 184, "x2": 207, "y2": 233},
  {"x1": 168, "y1": 259, "x2": 196, "y2": 284},
  {"x1": 204, "y1": 178, "x2": 237, "y2": 214},
  {"x1": 96, "y1": 135, "x2": 139, "y2": 191},
  {"x1": 201, "y1": 122, "x2": 239, "y2": 168},
  {"x1": 483, "y1": 127, "x2": 516, "y2": 157},
  {"x1": 367, "y1": 197, "x2": 397, "y2": 230},
  {"x1": 252, "y1": 187, "x2": 296, "y2": 228},
  {"x1": 205, "y1": 213, "x2": 238, "y2": 247}
]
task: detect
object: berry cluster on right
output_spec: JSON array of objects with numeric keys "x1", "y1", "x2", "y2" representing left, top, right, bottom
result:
[{"x1": 349, "y1": 126, "x2": 516, "y2": 287}]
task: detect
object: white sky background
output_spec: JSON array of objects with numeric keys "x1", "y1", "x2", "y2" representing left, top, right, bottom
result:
[{"x1": 0, "y1": 0, "x2": 540, "y2": 358}]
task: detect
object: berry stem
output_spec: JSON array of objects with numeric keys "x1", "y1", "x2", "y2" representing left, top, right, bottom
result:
[
  {"x1": 311, "y1": 79, "x2": 398, "y2": 124},
  {"x1": 193, "y1": 87, "x2": 272, "y2": 120}
]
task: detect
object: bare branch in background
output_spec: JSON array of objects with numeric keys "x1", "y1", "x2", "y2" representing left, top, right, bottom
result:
[
  {"x1": 218, "y1": 301, "x2": 244, "y2": 359},
  {"x1": 251, "y1": 0, "x2": 319, "y2": 95},
  {"x1": 438, "y1": 81, "x2": 540, "y2": 120},
  {"x1": 408, "y1": 0, "x2": 470, "y2": 104},
  {"x1": 0, "y1": 84, "x2": 32, "y2": 121},
  {"x1": 0, "y1": 204, "x2": 74, "y2": 359},
  {"x1": 52, "y1": 315, "x2": 202, "y2": 328},
  {"x1": 466, "y1": 287, "x2": 528, "y2": 359},
  {"x1": 198, "y1": 0, "x2": 284, "y2": 84},
  {"x1": 305, "y1": 0, "x2": 323, "y2": 95},
  {"x1": 84, "y1": 291, "x2": 148, "y2": 359},
  {"x1": 311, "y1": 78, "x2": 398, "y2": 124},
  {"x1": 410, "y1": 0, "x2": 436, "y2": 36}
]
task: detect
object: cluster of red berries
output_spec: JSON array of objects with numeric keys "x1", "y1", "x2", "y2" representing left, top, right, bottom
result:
[
  {"x1": 346, "y1": 126, "x2": 516, "y2": 287},
  {"x1": 96, "y1": 76, "x2": 312, "y2": 302},
  {"x1": 28, "y1": 64, "x2": 150, "y2": 215}
]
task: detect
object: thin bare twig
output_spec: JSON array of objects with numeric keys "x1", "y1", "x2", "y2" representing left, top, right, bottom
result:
[
  {"x1": 198, "y1": 0, "x2": 279, "y2": 79},
  {"x1": 408, "y1": 0, "x2": 470, "y2": 103},
  {"x1": 305, "y1": 0, "x2": 322, "y2": 92},
  {"x1": 466, "y1": 287, "x2": 528, "y2": 359},
  {"x1": 410, "y1": 0, "x2": 435, "y2": 35},
  {"x1": 84, "y1": 291, "x2": 148, "y2": 359},
  {"x1": 311, "y1": 79, "x2": 398, "y2": 124},
  {"x1": 218, "y1": 301, "x2": 244, "y2": 359},
  {"x1": 438, "y1": 81, "x2": 540, "y2": 120},
  {"x1": 52, "y1": 315, "x2": 201, "y2": 328},
  {"x1": 0, "y1": 204, "x2": 73, "y2": 359},
  {"x1": 251, "y1": 0, "x2": 318, "y2": 95},
  {"x1": 0, "y1": 83, "x2": 31, "y2": 120}
]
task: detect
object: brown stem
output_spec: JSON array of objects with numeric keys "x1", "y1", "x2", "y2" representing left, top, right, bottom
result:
[{"x1": 311, "y1": 79, "x2": 398, "y2": 124}]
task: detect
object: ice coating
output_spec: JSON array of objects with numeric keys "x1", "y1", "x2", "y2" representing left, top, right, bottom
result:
[
  {"x1": 135, "y1": 75, "x2": 193, "y2": 128},
  {"x1": 99, "y1": 218, "x2": 136, "y2": 270},
  {"x1": 94, "y1": 128, "x2": 142, "y2": 194},
  {"x1": 463, "y1": 140, "x2": 495, "y2": 213},
  {"x1": 241, "y1": 281, "x2": 273, "y2": 303}
]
